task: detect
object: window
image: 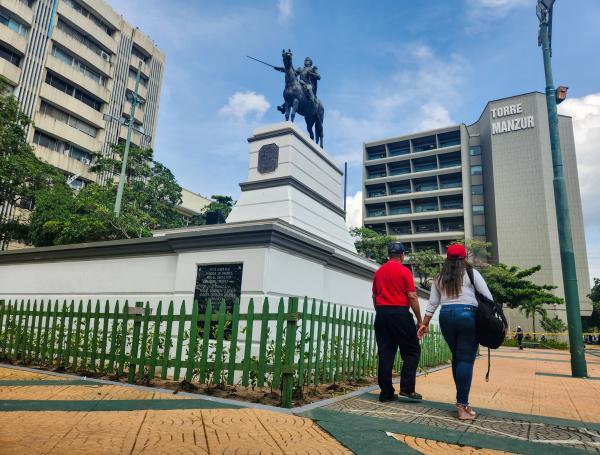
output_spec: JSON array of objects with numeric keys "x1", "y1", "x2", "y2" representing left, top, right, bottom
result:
[
  {"x1": 414, "y1": 178, "x2": 438, "y2": 192},
  {"x1": 45, "y1": 72, "x2": 103, "y2": 111},
  {"x1": 472, "y1": 184, "x2": 484, "y2": 195},
  {"x1": 440, "y1": 196, "x2": 463, "y2": 210},
  {"x1": 412, "y1": 135, "x2": 436, "y2": 152},
  {"x1": 0, "y1": 43, "x2": 20, "y2": 66},
  {"x1": 413, "y1": 157, "x2": 437, "y2": 173},
  {"x1": 56, "y1": 19, "x2": 111, "y2": 62},
  {"x1": 388, "y1": 203, "x2": 411, "y2": 215},
  {"x1": 64, "y1": 0, "x2": 114, "y2": 36},
  {"x1": 441, "y1": 218, "x2": 464, "y2": 232},
  {"x1": 439, "y1": 151, "x2": 461, "y2": 168},
  {"x1": 132, "y1": 46, "x2": 149, "y2": 63},
  {"x1": 473, "y1": 225, "x2": 486, "y2": 236},
  {"x1": 472, "y1": 204, "x2": 484, "y2": 214},
  {"x1": 439, "y1": 174, "x2": 462, "y2": 189},
  {"x1": 33, "y1": 130, "x2": 93, "y2": 164},
  {"x1": 388, "y1": 163, "x2": 411, "y2": 176},
  {"x1": 40, "y1": 101, "x2": 98, "y2": 137},
  {"x1": 367, "y1": 165, "x2": 386, "y2": 179},
  {"x1": 389, "y1": 182, "x2": 410, "y2": 195},
  {"x1": 414, "y1": 220, "x2": 439, "y2": 233},
  {"x1": 366, "y1": 224, "x2": 387, "y2": 235},
  {"x1": 366, "y1": 205, "x2": 386, "y2": 217},
  {"x1": 52, "y1": 46, "x2": 106, "y2": 86},
  {"x1": 438, "y1": 130, "x2": 461, "y2": 148},
  {"x1": 388, "y1": 141, "x2": 410, "y2": 156},
  {"x1": 389, "y1": 223, "x2": 411, "y2": 235},
  {"x1": 68, "y1": 177, "x2": 86, "y2": 189},
  {"x1": 128, "y1": 68, "x2": 149, "y2": 87},
  {"x1": 414, "y1": 198, "x2": 438, "y2": 212},
  {"x1": 471, "y1": 165, "x2": 482, "y2": 175},
  {"x1": 366, "y1": 145, "x2": 385, "y2": 160},
  {"x1": 469, "y1": 146, "x2": 481, "y2": 156},
  {"x1": 366, "y1": 185, "x2": 386, "y2": 198},
  {"x1": 0, "y1": 10, "x2": 28, "y2": 36}
]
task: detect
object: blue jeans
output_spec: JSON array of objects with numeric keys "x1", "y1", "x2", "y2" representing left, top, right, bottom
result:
[{"x1": 439, "y1": 305, "x2": 478, "y2": 406}]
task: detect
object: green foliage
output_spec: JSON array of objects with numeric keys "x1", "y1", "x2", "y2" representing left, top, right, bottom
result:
[
  {"x1": 455, "y1": 238, "x2": 492, "y2": 266},
  {"x1": 583, "y1": 277, "x2": 600, "y2": 330},
  {"x1": 409, "y1": 249, "x2": 443, "y2": 289},
  {"x1": 349, "y1": 227, "x2": 394, "y2": 264},
  {"x1": 29, "y1": 143, "x2": 185, "y2": 246},
  {"x1": 541, "y1": 315, "x2": 567, "y2": 333},
  {"x1": 0, "y1": 78, "x2": 66, "y2": 247},
  {"x1": 190, "y1": 194, "x2": 235, "y2": 225}
]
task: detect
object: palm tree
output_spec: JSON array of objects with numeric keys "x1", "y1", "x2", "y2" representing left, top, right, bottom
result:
[{"x1": 518, "y1": 300, "x2": 548, "y2": 340}]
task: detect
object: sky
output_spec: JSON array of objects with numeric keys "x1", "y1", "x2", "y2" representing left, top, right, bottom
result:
[{"x1": 107, "y1": 0, "x2": 600, "y2": 284}]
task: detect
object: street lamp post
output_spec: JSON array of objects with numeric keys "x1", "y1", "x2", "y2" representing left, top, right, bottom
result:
[
  {"x1": 113, "y1": 61, "x2": 144, "y2": 217},
  {"x1": 536, "y1": 0, "x2": 587, "y2": 377}
]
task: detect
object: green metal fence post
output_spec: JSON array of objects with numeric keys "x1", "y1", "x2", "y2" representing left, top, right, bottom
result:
[
  {"x1": 148, "y1": 301, "x2": 162, "y2": 379},
  {"x1": 160, "y1": 301, "x2": 174, "y2": 380},
  {"x1": 281, "y1": 297, "x2": 299, "y2": 408},
  {"x1": 272, "y1": 298, "x2": 285, "y2": 389},
  {"x1": 226, "y1": 299, "x2": 241, "y2": 385},
  {"x1": 185, "y1": 300, "x2": 200, "y2": 383},
  {"x1": 128, "y1": 302, "x2": 144, "y2": 384}
]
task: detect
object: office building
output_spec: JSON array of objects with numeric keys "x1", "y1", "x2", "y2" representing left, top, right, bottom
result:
[
  {"x1": 362, "y1": 92, "x2": 591, "y2": 322},
  {"x1": 0, "y1": 0, "x2": 164, "y2": 188}
]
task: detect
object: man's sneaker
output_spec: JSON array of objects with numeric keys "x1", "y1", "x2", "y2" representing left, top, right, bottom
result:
[
  {"x1": 399, "y1": 391, "x2": 422, "y2": 401},
  {"x1": 378, "y1": 393, "x2": 398, "y2": 403}
]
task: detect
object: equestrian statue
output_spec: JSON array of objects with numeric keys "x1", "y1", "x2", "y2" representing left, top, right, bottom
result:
[{"x1": 247, "y1": 50, "x2": 325, "y2": 148}]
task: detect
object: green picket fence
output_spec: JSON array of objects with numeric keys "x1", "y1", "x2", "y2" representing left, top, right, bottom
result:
[{"x1": 0, "y1": 297, "x2": 451, "y2": 407}]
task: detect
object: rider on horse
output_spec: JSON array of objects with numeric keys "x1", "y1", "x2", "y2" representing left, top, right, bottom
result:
[{"x1": 275, "y1": 57, "x2": 320, "y2": 113}]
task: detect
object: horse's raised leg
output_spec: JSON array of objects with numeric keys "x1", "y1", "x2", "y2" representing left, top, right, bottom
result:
[
  {"x1": 316, "y1": 121, "x2": 324, "y2": 148},
  {"x1": 290, "y1": 98, "x2": 299, "y2": 122},
  {"x1": 284, "y1": 103, "x2": 290, "y2": 121}
]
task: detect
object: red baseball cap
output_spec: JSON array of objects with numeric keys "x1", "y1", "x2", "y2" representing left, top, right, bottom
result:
[{"x1": 447, "y1": 244, "x2": 467, "y2": 260}]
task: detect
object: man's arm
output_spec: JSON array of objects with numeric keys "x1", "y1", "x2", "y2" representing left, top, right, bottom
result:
[{"x1": 407, "y1": 291, "x2": 422, "y2": 325}]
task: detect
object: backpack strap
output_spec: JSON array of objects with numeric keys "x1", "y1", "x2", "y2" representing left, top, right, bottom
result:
[
  {"x1": 486, "y1": 348, "x2": 491, "y2": 382},
  {"x1": 466, "y1": 267, "x2": 477, "y2": 292},
  {"x1": 468, "y1": 267, "x2": 492, "y2": 382}
]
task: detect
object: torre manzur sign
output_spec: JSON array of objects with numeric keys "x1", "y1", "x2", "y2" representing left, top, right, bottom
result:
[{"x1": 491, "y1": 103, "x2": 535, "y2": 135}]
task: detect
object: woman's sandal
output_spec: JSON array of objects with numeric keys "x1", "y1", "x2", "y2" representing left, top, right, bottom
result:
[{"x1": 456, "y1": 404, "x2": 477, "y2": 420}]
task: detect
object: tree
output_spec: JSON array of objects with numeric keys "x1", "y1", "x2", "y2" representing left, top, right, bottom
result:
[
  {"x1": 29, "y1": 143, "x2": 185, "y2": 246},
  {"x1": 479, "y1": 263, "x2": 563, "y2": 339},
  {"x1": 455, "y1": 238, "x2": 492, "y2": 266},
  {"x1": 583, "y1": 278, "x2": 600, "y2": 331},
  {"x1": 541, "y1": 315, "x2": 567, "y2": 334},
  {"x1": 0, "y1": 78, "x2": 66, "y2": 249},
  {"x1": 409, "y1": 249, "x2": 442, "y2": 289},
  {"x1": 349, "y1": 227, "x2": 394, "y2": 264}
]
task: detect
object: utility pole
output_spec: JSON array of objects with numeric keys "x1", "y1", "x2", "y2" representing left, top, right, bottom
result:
[
  {"x1": 114, "y1": 61, "x2": 143, "y2": 217},
  {"x1": 536, "y1": 0, "x2": 587, "y2": 377}
]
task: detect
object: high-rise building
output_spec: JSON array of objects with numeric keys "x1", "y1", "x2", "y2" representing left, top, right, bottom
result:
[
  {"x1": 0, "y1": 0, "x2": 164, "y2": 188},
  {"x1": 362, "y1": 92, "x2": 591, "y2": 324}
]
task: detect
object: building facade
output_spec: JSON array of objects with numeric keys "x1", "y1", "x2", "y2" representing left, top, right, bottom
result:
[
  {"x1": 362, "y1": 92, "x2": 592, "y2": 324},
  {"x1": 0, "y1": 0, "x2": 164, "y2": 188}
]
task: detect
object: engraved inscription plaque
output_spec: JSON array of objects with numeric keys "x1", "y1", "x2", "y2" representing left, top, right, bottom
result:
[
  {"x1": 194, "y1": 263, "x2": 243, "y2": 315},
  {"x1": 257, "y1": 143, "x2": 279, "y2": 174}
]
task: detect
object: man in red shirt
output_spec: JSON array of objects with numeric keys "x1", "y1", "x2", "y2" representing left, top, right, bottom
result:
[{"x1": 372, "y1": 242, "x2": 423, "y2": 402}]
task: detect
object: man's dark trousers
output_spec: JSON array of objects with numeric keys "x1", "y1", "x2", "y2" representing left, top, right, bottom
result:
[{"x1": 374, "y1": 306, "x2": 421, "y2": 399}]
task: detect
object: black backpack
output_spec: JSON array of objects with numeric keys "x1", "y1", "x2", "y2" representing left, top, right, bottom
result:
[{"x1": 466, "y1": 267, "x2": 508, "y2": 381}]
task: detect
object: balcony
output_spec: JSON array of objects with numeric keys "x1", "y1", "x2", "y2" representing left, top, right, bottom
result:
[
  {"x1": 388, "y1": 204, "x2": 411, "y2": 216},
  {"x1": 127, "y1": 76, "x2": 148, "y2": 100},
  {"x1": 39, "y1": 83, "x2": 104, "y2": 128},
  {"x1": 366, "y1": 186, "x2": 386, "y2": 198},
  {"x1": 33, "y1": 142, "x2": 97, "y2": 182},
  {"x1": 367, "y1": 170, "x2": 386, "y2": 180},
  {"x1": 52, "y1": 28, "x2": 111, "y2": 76},
  {"x1": 123, "y1": 100, "x2": 144, "y2": 124},
  {"x1": 438, "y1": 130, "x2": 461, "y2": 148},
  {"x1": 389, "y1": 223, "x2": 412, "y2": 235},
  {"x1": 414, "y1": 221, "x2": 439, "y2": 234},
  {"x1": 0, "y1": 58, "x2": 20, "y2": 85},
  {"x1": 388, "y1": 165, "x2": 411, "y2": 176},
  {"x1": 119, "y1": 124, "x2": 144, "y2": 146},
  {"x1": 2, "y1": 0, "x2": 33, "y2": 25},
  {"x1": 46, "y1": 55, "x2": 110, "y2": 103},
  {"x1": 0, "y1": 23, "x2": 27, "y2": 54},
  {"x1": 57, "y1": 2, "x2": 117, "y2": 54},
  {"x1": 388, "y1": 141, "x2": 410, "y2": 157},
  {"x1": 130, "y1": 53, "x2": 150, "y2": 78},
  {"x1": 33, "y1": 112, "x2": 101, "y2": 154}
]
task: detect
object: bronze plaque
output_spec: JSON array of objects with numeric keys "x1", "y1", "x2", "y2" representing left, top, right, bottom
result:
[{"x1": 257, "y1": 143, "x2": 279, "y2": 174}]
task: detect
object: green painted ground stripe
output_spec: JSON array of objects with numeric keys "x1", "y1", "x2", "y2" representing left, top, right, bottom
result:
[
  {"x1": 0, "y1": 380, "x2": 102, "y2": 386},
  {"x1": 0, "y1": 399, "x2": 240, "y2": 412},
  {"x1": 536, "y1": 371, "x2": 600, "y2": 380},
  {"x1": 358, "y1": 392, "x2": 600, "y2": 431},
  {"x1": 307, "y1": 408, "x2": 587, "y2": 455}
]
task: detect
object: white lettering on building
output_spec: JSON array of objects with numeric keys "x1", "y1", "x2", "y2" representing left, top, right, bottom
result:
[{"x1": 491, "y1": 102, "x2": 535, "y2": 135}]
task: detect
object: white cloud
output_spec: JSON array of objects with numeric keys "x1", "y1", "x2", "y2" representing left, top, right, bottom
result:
[
  {"x1": 219, "y1": 91, "x2": 270, "y2": 121},
  {"x1": 345, "y1": 191, "x2": 363, "y2": 229},
  {"x1": 558, "y1": 93, "x2": 600, "y2": 283},
  {"x1": 277, "y1": 0, "x2": 293, "y2": 24},
  {"x1": 465, "y1": 0, "x2": 533, "y2": 32},
  {"x1": 419, "y1": 103, "x2": 454, "y2": 130}
]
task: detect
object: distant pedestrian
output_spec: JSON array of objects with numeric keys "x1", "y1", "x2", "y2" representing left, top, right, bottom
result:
[
  {"x1": 516, "y1": 326, "x2": 524, "y2": 350},
  {"x1": 418, "y1": 244, "x2": 494, "y2": 420},
  {"x1": 372, "y1": 242, "x2": 423, "y2": 402}
]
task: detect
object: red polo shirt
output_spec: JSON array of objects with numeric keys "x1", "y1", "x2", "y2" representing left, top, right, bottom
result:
[{"x1": 372, "y1": 259, "x2": 416, "y2": 306}]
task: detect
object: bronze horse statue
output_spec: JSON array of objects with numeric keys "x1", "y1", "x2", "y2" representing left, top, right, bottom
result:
[{"x1": 277, "y1": 50, "x2": 324, "y2": 148}]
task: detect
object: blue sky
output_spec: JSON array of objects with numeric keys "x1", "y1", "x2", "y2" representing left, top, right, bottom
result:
[{"x1": 108, "y1": 0, "x2": 600, "y2": 282}]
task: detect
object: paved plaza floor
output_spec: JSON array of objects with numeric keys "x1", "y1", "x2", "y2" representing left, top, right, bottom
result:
[{"x1": 0, "y1": 347, "x2": 598, "y2": 454}]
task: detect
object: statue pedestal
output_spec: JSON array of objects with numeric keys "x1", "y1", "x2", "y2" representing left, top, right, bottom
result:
[{"x1": 227, "y1": 122, "x2": 356, "y2": 252}]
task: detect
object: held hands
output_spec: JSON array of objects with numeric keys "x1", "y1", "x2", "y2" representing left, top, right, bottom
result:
[{"x1": 417, "y1": 322, "x2": 429, "y2": 340}]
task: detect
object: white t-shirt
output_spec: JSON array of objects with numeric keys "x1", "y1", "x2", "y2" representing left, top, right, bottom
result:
[{"x1": 425, "y1": 269, "x2": 493, "y2": 316}]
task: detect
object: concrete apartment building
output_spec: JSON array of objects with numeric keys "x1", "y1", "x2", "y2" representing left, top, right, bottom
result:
[
  {"x1": 362, "y1": 92, "x2": 591, "y2": 325},
  {"x1": 0, "y1": 0, "x2": 164, "y2": 188}
]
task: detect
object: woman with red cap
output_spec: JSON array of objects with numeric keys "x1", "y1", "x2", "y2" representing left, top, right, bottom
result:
[{"x1": 417, "y1": 243, "x2": 493, "y2": 420}]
